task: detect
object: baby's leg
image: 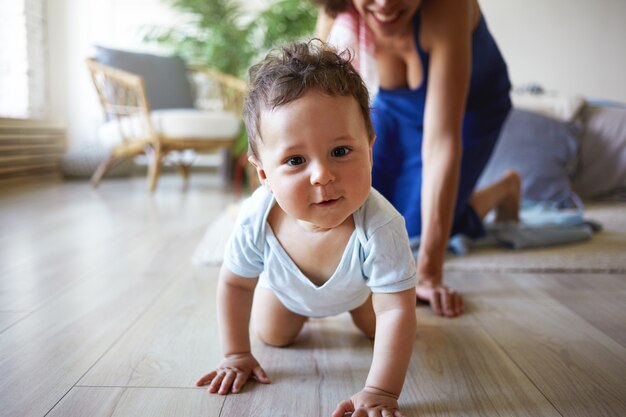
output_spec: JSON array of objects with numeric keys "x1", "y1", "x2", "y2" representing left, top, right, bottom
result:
[
  {"x1": 350, "y1": 294, "x2": 376, "y2": 339},
  {"x1": 252, "y1": 288, "x2": 308, "y2": 347}
]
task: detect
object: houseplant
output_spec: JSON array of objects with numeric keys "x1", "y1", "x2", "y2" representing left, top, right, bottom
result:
[{"x1": 144, "y1": 0, "x2": 318, "y2": 79}]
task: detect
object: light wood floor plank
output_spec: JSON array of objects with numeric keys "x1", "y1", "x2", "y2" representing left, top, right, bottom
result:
[
  {"x1": 539, "y1": 273, "x2": 626, "y2": 348},
  {"x1": 0, "y1": 311, "x2": 29, "y2": 332},
  {"x1": 219, "y1": 313, "x2": 376, "y2": 417},
  {"x1": 218, "y1": 313, "x2": 559, "y2": 417},
  {"x1": 457, "y1": 272, "x2": 626, "y2": 417},
  {"x1": 77, "y1": 258, "x2": 555, "y2": 416},
  {"x1": 0, "y1": 262, "x2": 175, "y2": 417},
  {"x1": 78, "y1": 264, "x2": 222, "y2": 388},
  {"x1": 2, "y1": 177, "x2": 625, "y2": 417},
  {"x1": 45, "y1": 387, "x2": 223, "y2": 417},
  {"x1": 401, "y1": 325, "x2": 560, "y2": 416},
  {"x1": 0, "y1": 176, "x2": 231, "y2": 417},
  {"x1": 0, "y1": 226, "x2": 162, "y2": 312},
  {"x1": 0, "y1": 177, "x2": 227, "y2": 312}
]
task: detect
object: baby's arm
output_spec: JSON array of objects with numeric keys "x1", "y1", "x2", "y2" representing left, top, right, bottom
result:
[
  {"x1": 196, "y1": 266, "x2": 270, "y2": 394},
  {"x1": 333, "y1": 288, "x2": 416, "y2": 417}
]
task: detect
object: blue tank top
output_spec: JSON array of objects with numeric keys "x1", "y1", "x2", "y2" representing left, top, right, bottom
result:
[
  {"x1": 376, "y1": 10, "x2": 511, "y2": 121},
  {"x1": 371, "y1": 11, "x2": 512, "y2": 239}
]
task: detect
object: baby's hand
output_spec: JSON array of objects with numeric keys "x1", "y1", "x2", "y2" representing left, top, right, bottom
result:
[
  {"x1": 196, "y1": 353, "x2": 270, "y2": 395},
  {"x1": 332, "y1": 387, "x2": 405, "y2": 417}
]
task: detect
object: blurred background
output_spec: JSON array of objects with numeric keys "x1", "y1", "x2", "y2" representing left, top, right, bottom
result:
[{"x1": 1, "y1": 0, "x2": 625, "y2": 184}]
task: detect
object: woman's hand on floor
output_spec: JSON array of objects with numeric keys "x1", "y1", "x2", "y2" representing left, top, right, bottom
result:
[
  {"x1": 196, "y1": 352, "x2": 270, "y2": 395},
  {"x1": 416, "y1": 280, "x2": 464, "y2": 318}
]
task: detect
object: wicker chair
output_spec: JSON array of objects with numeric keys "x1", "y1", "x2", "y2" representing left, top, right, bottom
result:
[{"x1": 86, "y1": 59, "x2": 246, "y2": 191}]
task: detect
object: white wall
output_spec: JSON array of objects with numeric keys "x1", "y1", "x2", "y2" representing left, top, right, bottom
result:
[
  {"x1": 47, "y1": 0, "x2": 183, "y2": 146},
  {"x1": 480, "y1": 0, "x2": 626, "y2": 103}
]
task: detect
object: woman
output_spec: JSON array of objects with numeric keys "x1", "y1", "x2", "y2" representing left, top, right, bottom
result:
[{"x1": 315, "y1": 0, "x2": 520, "y2": 317}]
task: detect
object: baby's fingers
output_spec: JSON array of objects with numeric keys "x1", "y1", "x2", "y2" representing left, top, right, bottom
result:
[
  {"x1": 331, "y1": 399, "x2": 354, "y2": 417},
  {"x1": 382, "y1": 409, "x2": 405, "y2": 417},
  {"x1": 232, "y1": 371, "x2": 249, "y2": 393},
  {"x1": 252, "y1": 366, "x2": 271, "y2": 384},
  {"x1": 218, "y1": 371, "x2": 236, "y2": 395},
  {"x1": 195, "y1": 371, "x2": 217, "y2": 387},
  {"x1": 208, "y1": 372, "x2": 225, "y2": 393}
]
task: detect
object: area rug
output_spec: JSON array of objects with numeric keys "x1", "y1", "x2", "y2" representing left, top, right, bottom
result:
[
  {"x1": 192, "y1": 203, "x2": 240, "y2": 266},
  {"x1": 192, "y1": 201, "x2": 626, "y2": 273},
  {"x1": 444, "y1": 202, "x2": 626, "y2": 273}
]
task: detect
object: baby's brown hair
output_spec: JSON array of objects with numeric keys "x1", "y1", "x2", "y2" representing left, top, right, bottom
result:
[{"x1": 244, "y1": 39, "x2": 374, "y2": 158}]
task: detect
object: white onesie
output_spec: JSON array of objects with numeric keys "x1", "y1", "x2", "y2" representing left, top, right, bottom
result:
[{"x1": 223, "y1": 187, "x2": 416, "y2": 317}]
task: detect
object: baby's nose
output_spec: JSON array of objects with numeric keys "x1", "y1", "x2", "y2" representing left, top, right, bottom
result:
[{"x1": 310, "y1": 161, "x2": 335, "y2": 186}]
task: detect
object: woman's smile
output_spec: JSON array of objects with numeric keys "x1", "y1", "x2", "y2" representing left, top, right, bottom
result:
[{"x1": 369, "y1": 10, "x2": 402, "y2": 24}]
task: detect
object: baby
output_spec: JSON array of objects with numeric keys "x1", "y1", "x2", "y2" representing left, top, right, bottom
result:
[{"x1": 197, "y1": 40, "x2": 417, "y2": 417}]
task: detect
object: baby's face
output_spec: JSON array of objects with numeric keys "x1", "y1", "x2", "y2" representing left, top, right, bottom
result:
[{"x1": 251, "y1": 91, "x2": 373, "y2": 230}]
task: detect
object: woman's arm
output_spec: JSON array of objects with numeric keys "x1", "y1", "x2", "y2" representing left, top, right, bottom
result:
[
  {"x1": 418, "y1": 0, "x2": 473, "y2": 317},
  {"x1": 315, "y1": 9, "x2": 336, "y2": 40}
]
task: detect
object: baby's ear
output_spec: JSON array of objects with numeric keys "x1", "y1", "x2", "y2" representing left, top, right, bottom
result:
[{"x1": 248, "y1": 155, "x2": 271, "y2": 192}]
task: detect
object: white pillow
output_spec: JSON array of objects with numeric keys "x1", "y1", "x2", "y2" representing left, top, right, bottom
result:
[{"x1": 511, "y1": 89, "x2": 585, "y2": 122}]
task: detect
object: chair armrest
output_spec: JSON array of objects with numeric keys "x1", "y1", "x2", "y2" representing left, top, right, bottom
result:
[
  {"x1": 187, "y1": 66, "x2": 246, "y2": 116},
  {"x1": 86, "y1": 58, "x2": 155, "y2": 143}
]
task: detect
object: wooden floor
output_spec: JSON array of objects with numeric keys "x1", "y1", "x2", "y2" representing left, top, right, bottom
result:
[{"x1": 1, "y1": 175, "x2": 625, "y2": 417}]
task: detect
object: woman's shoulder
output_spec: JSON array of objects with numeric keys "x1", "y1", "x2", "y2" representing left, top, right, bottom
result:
[{"x1": 420, "y1": 0, "x2": 479, "y2": 46}]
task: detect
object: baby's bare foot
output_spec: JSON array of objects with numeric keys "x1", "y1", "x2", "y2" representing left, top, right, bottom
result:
[{"x1": 495, "y1": 170, "x2": 521, "y2": 223}]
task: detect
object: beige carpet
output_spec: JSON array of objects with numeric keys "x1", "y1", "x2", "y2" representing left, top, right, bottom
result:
[
  {"x1": 192, "y1": 203, "x2": 240, "y2": 267},
  {"x1": 193, "y1": 201, "x2": 626, "y2": 273}
]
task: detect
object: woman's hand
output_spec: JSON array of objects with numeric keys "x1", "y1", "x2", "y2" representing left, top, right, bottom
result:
[
  {"x1": 416, "y1": 279, "x2": 464, "y2": 318},
  {"x1": 332, "y1": 388, "x2": 406, "y2": 417},
  {"x1": 196, "y1": 352, "x2": 270, "y2": 395}
]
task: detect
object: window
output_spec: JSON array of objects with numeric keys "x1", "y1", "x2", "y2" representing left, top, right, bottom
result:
[{"x1": 0, "y1": 0, "x2": 47, "y2": 119}]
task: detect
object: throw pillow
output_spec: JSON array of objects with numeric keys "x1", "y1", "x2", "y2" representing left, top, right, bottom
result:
[
  {"x1": 477, "y1": 109, "x2": 583, "y2": 208},
  {"x1": 571, "y1": 104, "x2": 626, "y2": 199},
  {"x1": 95, "y1": 46, "x2": 195, "y2": 110}
]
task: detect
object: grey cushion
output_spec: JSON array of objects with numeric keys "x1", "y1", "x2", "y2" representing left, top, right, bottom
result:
[
  {"x1": 477, "y1": 109, "x2": 583, "y2": 208},
  {"x1": 571, "y1": 104, "x2": 626, "y2": 199},
  {"x1": 95, "y1": 46, "x2": 195, "y2": 110}
]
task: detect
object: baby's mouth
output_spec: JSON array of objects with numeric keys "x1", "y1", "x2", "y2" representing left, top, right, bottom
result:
[{"x1": 314, "y1": 198, "x2": 341, "y2": 207}]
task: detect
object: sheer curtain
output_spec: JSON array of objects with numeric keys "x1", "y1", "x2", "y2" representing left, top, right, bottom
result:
[{"x1": 0, "y1": 0, "x2": 47, "y2": 119}]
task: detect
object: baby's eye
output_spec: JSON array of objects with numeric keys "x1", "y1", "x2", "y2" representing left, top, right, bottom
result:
[
  {"x1": 332, "y1": 147, "x2": 351, "y2": 157},
  {"x1": 286, "y1": 156, "x2": 305, "y2": 166}
]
